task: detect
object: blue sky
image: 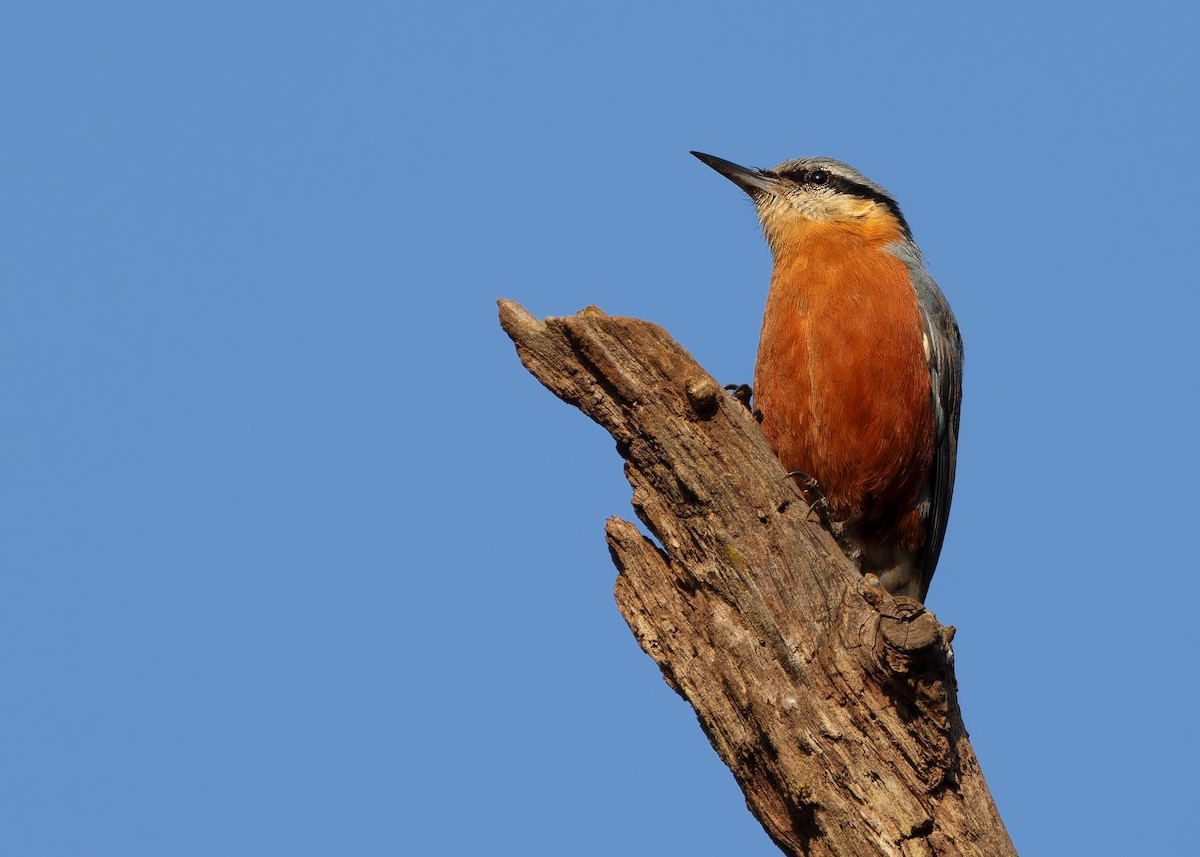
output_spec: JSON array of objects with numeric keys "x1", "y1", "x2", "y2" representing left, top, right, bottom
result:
[{"x1": 4, "y1": 2, "x2": 1199, "y2": 855}]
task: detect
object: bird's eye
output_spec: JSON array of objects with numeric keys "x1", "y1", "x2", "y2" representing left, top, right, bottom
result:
[{"x1": 809, "y1": 169, "x2": 829, "y2": 186}]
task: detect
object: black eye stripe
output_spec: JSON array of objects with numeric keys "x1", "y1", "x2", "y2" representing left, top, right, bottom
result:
[
  {"x1": 778, "y1": 169, "x2": 873, "y2": 198},
  {"x1": 772, "y1": 167, "x2": 912, "y2": 241}
]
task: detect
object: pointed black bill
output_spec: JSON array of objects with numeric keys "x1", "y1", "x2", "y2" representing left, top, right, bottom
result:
[{"x1": 690, "y1": 151, "x2": 784, "y2": 198}]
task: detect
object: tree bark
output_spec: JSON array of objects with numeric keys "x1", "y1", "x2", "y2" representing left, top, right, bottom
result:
[{"x1": 498, "y1": 299, "x2": 1015, "y2": 857}]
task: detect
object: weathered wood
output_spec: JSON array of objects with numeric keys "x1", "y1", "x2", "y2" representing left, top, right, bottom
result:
[{"x1": 499, "y1": 299, "x2": 1015, "y2": 857}]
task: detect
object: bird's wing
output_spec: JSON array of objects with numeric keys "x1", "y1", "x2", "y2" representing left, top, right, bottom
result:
[{"x1": 892, "y1": 248, "x2": 963, "y2": 600}]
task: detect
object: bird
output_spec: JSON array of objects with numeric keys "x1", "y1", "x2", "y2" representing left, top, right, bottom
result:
[{"x1": 691, "y1": 151, "x2": 962, "y2": 602}]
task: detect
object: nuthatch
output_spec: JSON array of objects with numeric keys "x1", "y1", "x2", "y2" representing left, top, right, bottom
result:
[{"x1": 692, "y1": 151, "x2": 962, "y2": 601}]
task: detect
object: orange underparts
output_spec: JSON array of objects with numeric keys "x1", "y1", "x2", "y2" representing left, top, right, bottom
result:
[{"x1": 755, "y1": 219, "x2": 934, "y2": 552}]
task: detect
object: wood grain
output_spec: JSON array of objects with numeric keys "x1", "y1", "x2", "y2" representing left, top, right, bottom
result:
[{"x1": 499, "y1": 299, "x2": 1015, "y2": 857}]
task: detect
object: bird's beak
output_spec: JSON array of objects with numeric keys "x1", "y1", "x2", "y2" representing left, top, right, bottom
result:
[{"x1": 691, "y1": 151, "x2": 783, "y2": 198}]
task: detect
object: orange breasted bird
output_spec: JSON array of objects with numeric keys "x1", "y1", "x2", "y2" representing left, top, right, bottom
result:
[{"x1": 692, "y1": 151, "x2": 962, "y2": 601}]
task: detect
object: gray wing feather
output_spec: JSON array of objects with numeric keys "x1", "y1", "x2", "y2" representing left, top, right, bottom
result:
[{"x1": 889, "y1": 244, "x2": 963, "y2": 600}]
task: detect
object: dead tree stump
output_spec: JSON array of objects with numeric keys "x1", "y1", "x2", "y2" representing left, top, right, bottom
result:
[{"x1": 499, "y1": 299, "x2": 1015, "y2": 857}]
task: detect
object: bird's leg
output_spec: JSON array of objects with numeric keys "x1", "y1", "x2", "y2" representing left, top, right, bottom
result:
[
  {"x1": 785, "y1": 471, "x2": 853, "y2": 557},
  {"x1": 786, "y1": 471, "x2": 832, "y2": 527},
  {"x1": 723, "y1": 384, "x2": 762, "y2": 422}
]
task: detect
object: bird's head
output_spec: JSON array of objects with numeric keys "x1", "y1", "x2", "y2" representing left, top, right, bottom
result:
[{"x1": 691, "y1": 151, "x2": 912, "y2": 253}]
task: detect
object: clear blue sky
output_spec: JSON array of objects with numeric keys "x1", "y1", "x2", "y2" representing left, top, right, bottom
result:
[{"x1": 4, "y1": 3, "x2": 1198, "y2": 855}]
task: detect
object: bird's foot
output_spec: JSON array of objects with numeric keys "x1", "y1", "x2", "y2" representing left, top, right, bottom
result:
[
  {"x1": 786, "y1": 471, "x2": 833, "y2": 527},
  {"x1": 724, "y1": 383, "x2": 752, "y2": 409},
  {"x1": 724, "y1": 384, "x2": 762, "y2": 422}
]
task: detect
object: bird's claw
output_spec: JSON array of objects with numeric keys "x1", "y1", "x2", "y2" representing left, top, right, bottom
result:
[
  {"x1": 724, "y1": 383, "x2": 752, "y2": 409},
  {"x1": 786, "y1": 470, "x2": 832, "y2": 526},
  {"x1": 723, "y1": 384, "x2": 762, "y2": 421}
]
